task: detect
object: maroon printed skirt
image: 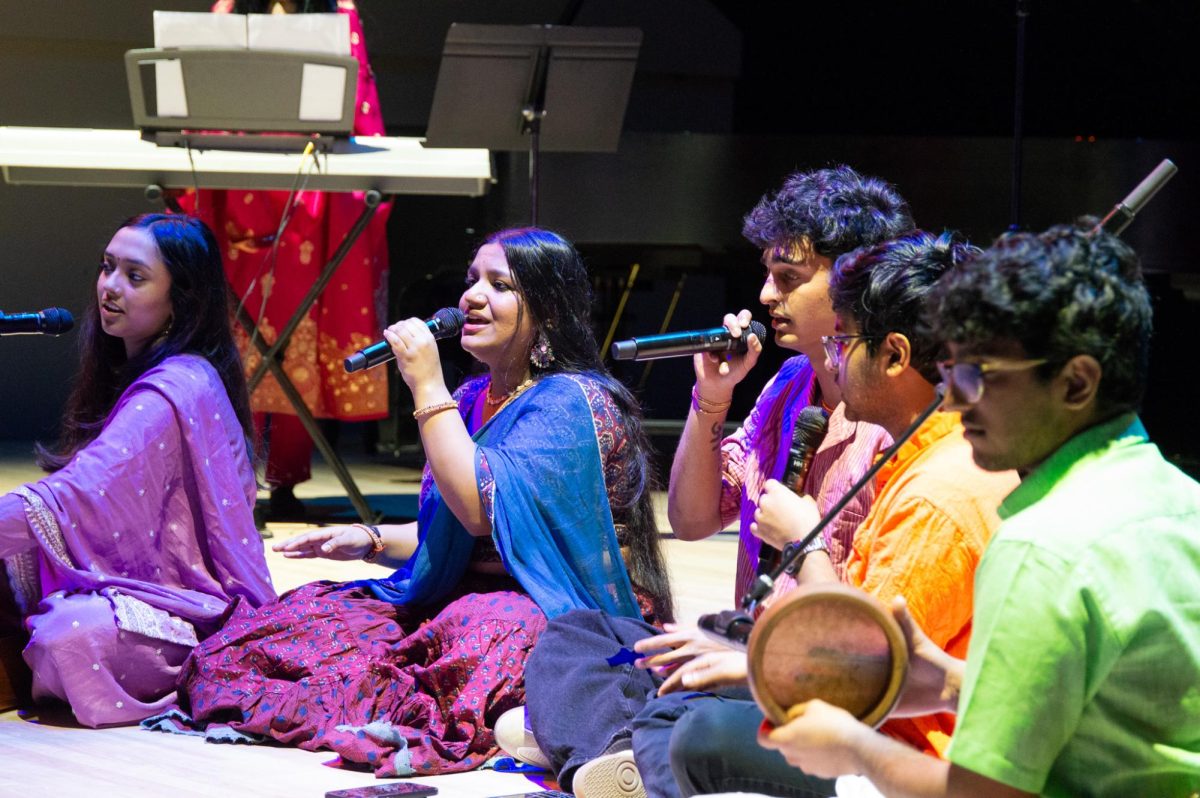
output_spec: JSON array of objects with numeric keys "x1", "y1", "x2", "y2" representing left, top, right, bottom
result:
[{"x1": 176, "y1": 574, "x2": 546, "y2": 776}]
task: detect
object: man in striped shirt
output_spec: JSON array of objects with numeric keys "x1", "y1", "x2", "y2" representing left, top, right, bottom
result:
[{"x1": 519, "y1": 167, "x2": 915, "y2": 798}]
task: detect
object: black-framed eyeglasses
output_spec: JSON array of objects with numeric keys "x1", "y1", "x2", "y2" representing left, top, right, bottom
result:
[
  {"x1": 822, "y1": 334, "x2": 880, "y2": 370},
  {"x1": 936, "y1": 358, "x2": 1049, "y2": 403}
]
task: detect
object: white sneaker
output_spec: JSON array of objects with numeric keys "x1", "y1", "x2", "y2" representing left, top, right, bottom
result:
[
  {"x1": 494, "y1": 706, "x2": 552, "y2": 770},
  {"x1": 572, "y1": 750, "x2": 645, "y2": 798}
]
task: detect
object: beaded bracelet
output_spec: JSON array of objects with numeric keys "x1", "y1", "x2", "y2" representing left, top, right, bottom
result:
[
  {"x1": 413, "y1": 401, "x2": 458, "y2": 421},
  {"x1": 691, "y1": 386, "x2": 732, "y2": 415},
  {"x1": 354, "y1": 523, "x2": 385, "y2": 561}
]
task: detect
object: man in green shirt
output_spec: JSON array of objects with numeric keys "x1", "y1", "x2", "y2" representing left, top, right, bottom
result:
[{"x1": 758, "y1": 222, "x2": 1200, "y2": 796}]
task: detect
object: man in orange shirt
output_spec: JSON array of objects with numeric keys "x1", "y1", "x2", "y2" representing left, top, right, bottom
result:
[{"x1": 647, "y1": 231, "x2": 1018, "y2": 798}]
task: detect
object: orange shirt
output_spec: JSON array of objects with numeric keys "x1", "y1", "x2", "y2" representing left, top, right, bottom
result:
[{"x1": 844, "y1": 411, "x2": 1018, "y2": 757}]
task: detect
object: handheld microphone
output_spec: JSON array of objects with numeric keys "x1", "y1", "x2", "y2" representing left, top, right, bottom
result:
[
  {"x1": 610, "y1": 320, "x2": 768, "y2": 361},
  {"x1": 756, "y1": 405, "x2": 831, "y2": 577},
  {"x1": 0, "y1": 307, "x2": 75, "y2": 336},
  {"x1": 343, "y1": 307, "x2": 465, "y2": 373},
  {"x1": 698, "y1": 386, "x2": 947, "y2": 648},
  {"x1": 781, "y1": 406, "x2": 831, "y2": 494}
]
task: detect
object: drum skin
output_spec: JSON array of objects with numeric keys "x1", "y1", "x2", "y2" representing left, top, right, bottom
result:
[{"x1": 747, "y1": 582, "x2": 908, "y2": 728}]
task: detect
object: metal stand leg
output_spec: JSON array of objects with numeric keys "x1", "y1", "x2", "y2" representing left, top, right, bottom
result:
[{"x1": 240, "y1": 190, "x2": 385, "y2": 524}]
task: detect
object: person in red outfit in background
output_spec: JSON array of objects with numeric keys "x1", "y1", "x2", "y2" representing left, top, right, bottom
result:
[{"x1": 180, "y1": 0, "x2": 392, "y2": 518}]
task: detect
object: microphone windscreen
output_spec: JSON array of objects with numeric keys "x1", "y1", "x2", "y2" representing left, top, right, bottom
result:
[
  {"x1": 782, "y1": 405, "x2": 830, "y2": 493},
  {"x1": 42, "y1": 307, "x2": 75, "y2": 334},
  {"x1": 747, "y1": 319, "x2": 768, "y2": 343},
  {"x1": 431, "y1": 307, "x2": 465, "y2": 337}
]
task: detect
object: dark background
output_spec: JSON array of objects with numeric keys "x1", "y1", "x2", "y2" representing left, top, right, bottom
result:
[{"x1": 1, "y1": 0, "x2": 1196, "y2": 469}]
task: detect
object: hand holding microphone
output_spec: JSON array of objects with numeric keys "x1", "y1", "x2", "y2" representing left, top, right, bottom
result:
[
  {"x1": 344, "y1": 307, "x2": 464, "y2": 372},
  {"x1": 610, "y1": 310, "x2": 767, "y2": 363},
  {"x1": 752, "y1": 480, "x2": 823, "y2": 553}
]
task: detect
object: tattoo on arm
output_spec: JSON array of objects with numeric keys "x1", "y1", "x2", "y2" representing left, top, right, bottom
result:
[{"x1": 709, "y1": 421, "x2": 723, "y2": 453}]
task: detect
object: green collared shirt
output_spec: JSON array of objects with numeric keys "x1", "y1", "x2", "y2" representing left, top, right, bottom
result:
[{"x1": 948, "y1": 413, "x2": 1200, "y2": 796}]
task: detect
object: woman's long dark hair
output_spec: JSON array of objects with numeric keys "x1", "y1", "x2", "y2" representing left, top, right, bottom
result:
[
  {"x1": 485, "y1": 228, "x2": 674, "y2": 621},
  {"x1": 37, "y1": 214, "x2": 254, "y2": 471}
]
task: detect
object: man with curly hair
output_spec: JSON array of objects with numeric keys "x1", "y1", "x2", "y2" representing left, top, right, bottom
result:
[
  {"x1": 516, "y1": 167, "x2": 914, "y2": 798},
  {"x1": 761, "y1": 223, "x2": 1200, "y2": 797}
]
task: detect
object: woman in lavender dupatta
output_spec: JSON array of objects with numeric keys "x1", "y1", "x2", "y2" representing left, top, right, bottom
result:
[
  {"x1": 0, "y1": 214, "x2": 274, "y2": 727},
  {"x1": 159, "y1": 228, "x2": 673, "y2": 776}
]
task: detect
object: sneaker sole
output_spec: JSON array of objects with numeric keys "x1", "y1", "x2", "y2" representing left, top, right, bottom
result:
[{"x1": 573, "y1": 750, "x2": 644, "y2": 798}]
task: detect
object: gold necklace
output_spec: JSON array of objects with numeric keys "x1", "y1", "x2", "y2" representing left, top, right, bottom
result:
[{"x1": 484, "y1": 376, "x2": 534, "y2": 408}]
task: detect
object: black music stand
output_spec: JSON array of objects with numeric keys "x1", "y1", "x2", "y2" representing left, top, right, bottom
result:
[
  {"x1": 423, "y1": 23, "x2": 641, "y2": 224},
  {"x1": 127, "y1": 46, "x2": 383, "y2": 523}
]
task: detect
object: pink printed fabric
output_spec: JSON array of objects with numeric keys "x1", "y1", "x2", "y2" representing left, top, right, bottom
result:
[
  {"x1": 176, "y1": 575, "x2": 544, "y2": 776},
  {"x1": 184, "y1": 0, "x2": 392, "y2": 423},
  {"x1": 718, "y1": 356, "x2": 892, "y2": 604},
  {"x1": 156, "y1": 371, "x2": 661, "y2": 774},
  {"x1": 0, "y1": 355, "x2": 274, "y2": 726}
]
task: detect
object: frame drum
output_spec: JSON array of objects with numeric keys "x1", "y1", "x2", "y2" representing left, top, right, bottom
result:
[{"x1": 747, "y1": 583, "x2": 907, "y2": 728}]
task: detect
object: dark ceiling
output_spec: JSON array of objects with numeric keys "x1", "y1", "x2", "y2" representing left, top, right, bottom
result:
[{"x1": 706, "y1": 0, "x2": 1198, "y2": 139}]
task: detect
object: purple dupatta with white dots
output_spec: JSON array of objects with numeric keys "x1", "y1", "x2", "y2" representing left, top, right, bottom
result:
[{"x1": 3, "y1": 354, "x2": 274, "y2": 643}]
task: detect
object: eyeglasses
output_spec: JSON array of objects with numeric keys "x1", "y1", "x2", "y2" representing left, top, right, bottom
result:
[
  {"x1": 822, "y1": 334, "x2": 880, "y2": 370},
  {"x1": 936, "y1": 358, "x2": 1049, "y2": 403}
]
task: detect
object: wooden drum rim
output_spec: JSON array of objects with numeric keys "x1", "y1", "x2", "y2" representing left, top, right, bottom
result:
[{"x1": 746, "y1": 583, "x2": 908, "y2": 729}]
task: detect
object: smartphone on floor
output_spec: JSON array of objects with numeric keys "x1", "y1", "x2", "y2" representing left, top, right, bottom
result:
[{"x1": 325, "y1": 783, "x2": 439, "y2": 798}]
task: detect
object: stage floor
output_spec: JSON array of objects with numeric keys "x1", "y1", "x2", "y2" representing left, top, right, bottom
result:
[{"x1": 0, "y1": 441, "x2": 735, "y2": 798}]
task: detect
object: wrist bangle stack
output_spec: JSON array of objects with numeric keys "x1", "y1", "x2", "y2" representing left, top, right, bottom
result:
[
  {"x1": 691, "y1": 386, "x2": 731, "y2": 415},
  {"x1": 413, "y1": 401, "x2": 458, "y2": 421},
  {"x1": 354, "y1": 524, "x2": 385, "y2": 561}
]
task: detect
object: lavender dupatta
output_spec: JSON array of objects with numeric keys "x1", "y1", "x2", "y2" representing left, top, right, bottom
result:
[{"x1": 5, "y1": 355, "x2": 274, "y2": 645}]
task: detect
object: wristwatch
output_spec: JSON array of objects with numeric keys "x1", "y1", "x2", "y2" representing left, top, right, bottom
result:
[{"x1": 782, "y1": 532, "x2": 827, "y2": 576}]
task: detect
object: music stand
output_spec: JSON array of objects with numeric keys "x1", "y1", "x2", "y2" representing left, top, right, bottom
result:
[
  {"x1": 423, "y1": 24, "x2": 641, "y2": 224},
  {"x1": 126, "y1": 48, "x2": 359, "y2": 153}
]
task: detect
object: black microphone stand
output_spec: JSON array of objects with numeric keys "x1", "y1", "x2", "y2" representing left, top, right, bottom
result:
[{"x1": 1009, "y1": 0, "x2": 1031, "y2": 232}]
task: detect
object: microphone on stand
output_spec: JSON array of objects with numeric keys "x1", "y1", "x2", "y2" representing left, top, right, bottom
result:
[
  {"x1": 756, "y1": 405, "x2": 831, "y2": 577},
  {"x1": 0, "y1": 308, "x2": 75, "y2": 336},
  {"x1": 1092, "y1": 158, "x2": 1178, "y2": 236},
  {"x1": 611, "y1": 320, "x2": 768, "y2": 361},
  {"x1": 343, "y1": 307, "x2": 465, "y2": 373}
]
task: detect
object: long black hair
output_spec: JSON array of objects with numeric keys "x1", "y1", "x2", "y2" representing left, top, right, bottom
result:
[
  {"x1": 484, "y1": 227, "x2": 674, "y2": 621},
  {"x1": 38, "y1": 214, "x2": 253, "y2": 471}
]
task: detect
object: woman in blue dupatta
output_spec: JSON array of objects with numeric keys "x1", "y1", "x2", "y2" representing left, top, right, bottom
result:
[{"x1": 160, "y1": 228, "x2": 673, "y2": 776}]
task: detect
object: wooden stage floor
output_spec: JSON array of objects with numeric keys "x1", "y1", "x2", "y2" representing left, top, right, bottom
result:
[{"x1": 0, "y1": 442, "x2": 735, "y2": 798}]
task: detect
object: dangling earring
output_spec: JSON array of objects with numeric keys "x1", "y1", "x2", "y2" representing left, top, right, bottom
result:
[
  {"x1": 155, "y1": 316, "x2": 173, "y2": 347},
  {"x1": 530, "y1": 330, "x2": 555, "y2": 369}
]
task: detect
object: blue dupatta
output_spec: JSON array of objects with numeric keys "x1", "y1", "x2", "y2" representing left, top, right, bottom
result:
[{"x1": 362, "y1": 373, "x2": 641, "y2": 620}]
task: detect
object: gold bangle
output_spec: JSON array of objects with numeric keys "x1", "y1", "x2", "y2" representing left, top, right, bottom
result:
[
  {"x1": 354, "y1": 523, "x2": 385, "y2": 561},
  {"x1": 691, "y1": 386, "x2": 731, "y2": 414},
  {"x1": 413, "y1": 401, "x2": 458, "y2": 421}
]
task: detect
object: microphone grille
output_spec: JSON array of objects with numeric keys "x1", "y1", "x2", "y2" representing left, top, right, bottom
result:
[
  {"x1": 794, "y1": 404, "x2": 830, "y2": 442},
  {"x1": 747, "y1": 320, "x2": 768, "y2": 343},
  {"x1": 42, "y1": 307, "x2": 75, "y2": 335},
  {"x1": 431, "y1": 307, "x2": 466, "y2": 337}
]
